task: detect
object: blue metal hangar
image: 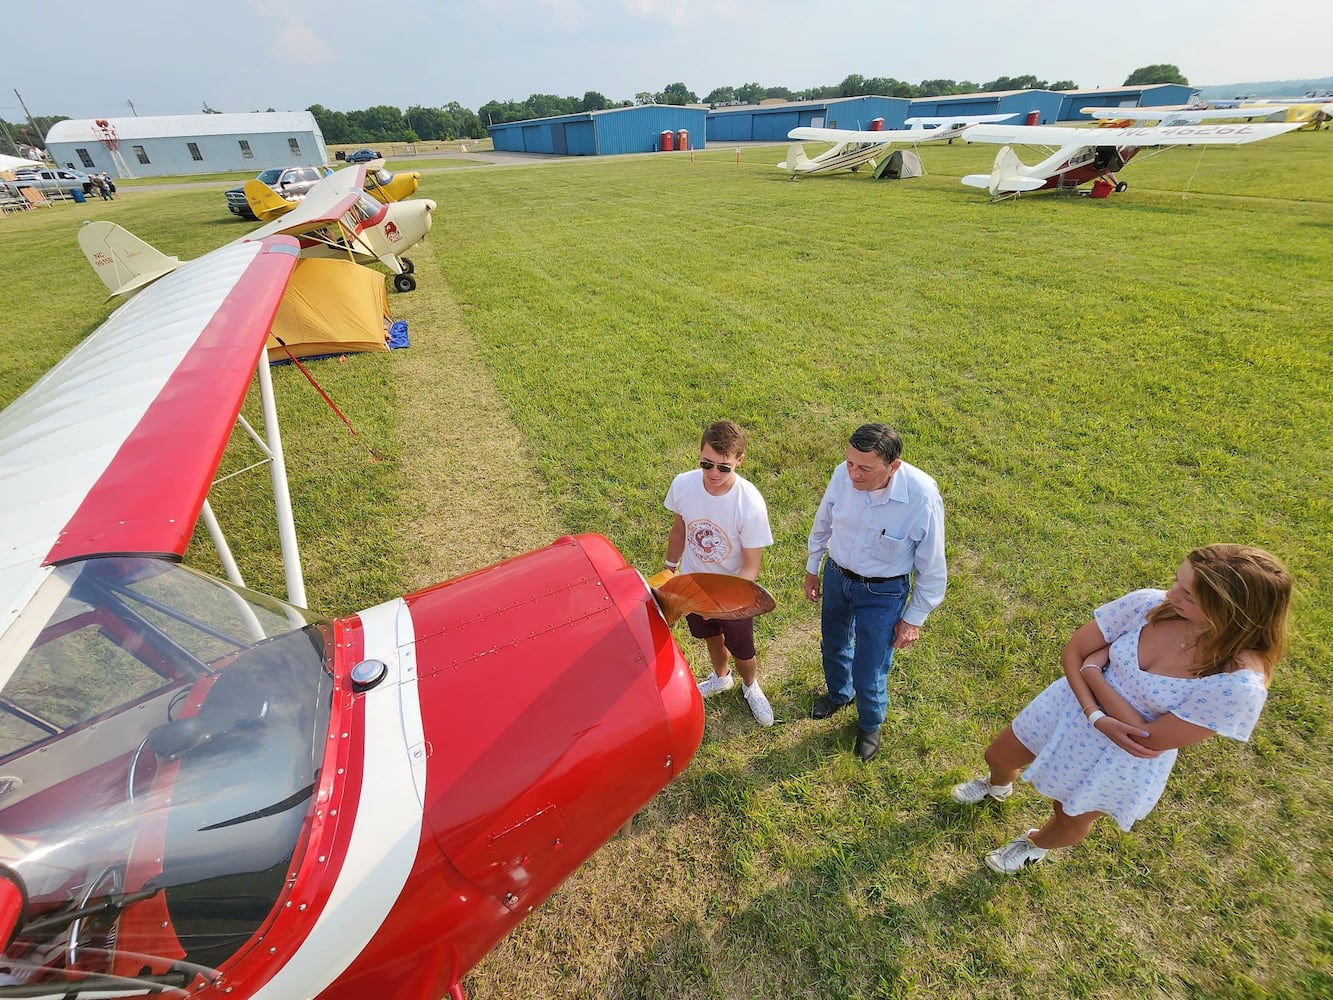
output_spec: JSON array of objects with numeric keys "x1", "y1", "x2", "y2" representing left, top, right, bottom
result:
[
  {"x1": 488, "y1": 104, "x2": 708, "y2": 155},
  {"x1": 44, "y1": 112, "x2": 329, "y2": 179},
  {"x1": 707, "y1": 96, "x2": 911, "y2": 140},
  {"x1": 1054, "y1": 84, "x2": 1199, "y2": 121}
]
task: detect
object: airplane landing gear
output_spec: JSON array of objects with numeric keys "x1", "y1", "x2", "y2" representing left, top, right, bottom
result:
[
  {"x1": 393, "y1": 273, "x2": 417, "y2": 293},
  {"x1": 1114, "y1": 181, "x2": 1128, "y2": 193},
  {"x1": 400, "y1": 256, "x2": 415, "y2": 274}
]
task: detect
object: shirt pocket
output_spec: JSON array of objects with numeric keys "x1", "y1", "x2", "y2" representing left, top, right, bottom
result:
[{"x1": 872, "y1": 531, "x2": 914, "y2": 563}]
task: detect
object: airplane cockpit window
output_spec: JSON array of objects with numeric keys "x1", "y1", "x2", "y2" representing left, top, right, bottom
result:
[
  {"x1": 0, "y1": 557, "x2": 334, "y2": 992},
  {"x1": 349, "y1": 192, "x2": 386, "y2": 225}
]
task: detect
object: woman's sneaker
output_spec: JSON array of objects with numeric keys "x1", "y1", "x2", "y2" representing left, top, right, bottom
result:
[
  {"x1": 984, "y1": 830, "x2": 1048, "y2": 874},
  {"x1": 951, "y1": 777, "x2": 1013, "y2": 804}
]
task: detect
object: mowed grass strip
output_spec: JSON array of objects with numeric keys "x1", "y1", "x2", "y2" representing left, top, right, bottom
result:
[{"x1": 1, "y1": 130, "x2": 1329, "y2": 1000}]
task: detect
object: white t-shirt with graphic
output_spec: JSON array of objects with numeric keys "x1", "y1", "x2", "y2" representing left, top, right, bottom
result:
[{"x1": 664, "y1": 470, "x2": 773, "y2": 576}]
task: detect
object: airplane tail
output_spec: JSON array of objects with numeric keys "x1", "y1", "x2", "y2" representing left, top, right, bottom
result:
[
  {"x1": 243, "y1": 180, "x2": 297, "y2": 222},
  {"x1": 961, "y1": 145, "x2": 1046, "y2": 196},
  {"x1": 78, "y1": 221, "x2": 181, "y2": 298},
  {"x1": 779, "y1": 142, "x2": 811, "y2": 175}
]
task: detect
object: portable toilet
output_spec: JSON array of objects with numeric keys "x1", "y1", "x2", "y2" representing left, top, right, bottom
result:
[
  {"x1": 870, "y1": 118, "x2": 885, "y2": 131},
  {"x1": 676, "y1": 129, "x2": 689, "y2": 151},
  {"x1": 1025, "y1": 110, "x2": 1041, "y2": 126},
  {"x1": 659, "y1": 130, "x2": 675, "y2": 151}
]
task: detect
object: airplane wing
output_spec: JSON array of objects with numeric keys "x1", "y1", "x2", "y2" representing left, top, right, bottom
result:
[
  {"x1": 791, "y1": 112, "x2": 1019, "y2": 148},
  {"x1": 0, "y1": 236, "x2": 300, "y2": 625},
  {"x1": 247, "y1": 164, "x2": 369, "y2": 240},
  {"x1": 903, "y1": 112, "x2": 1017, "y2": 127},
  {"x1": 788, "y1": 126, "x2": 928, "y2": 144},
  {"x1": 1080, "y1": 105, "x2": 1286, "y2": 122},
  {"x1": 963, "y1": 121, "x2": 1303, "y2": 146},
  {"x1": 789, "y1": 119, "x2": 1014, "y2": 145}
]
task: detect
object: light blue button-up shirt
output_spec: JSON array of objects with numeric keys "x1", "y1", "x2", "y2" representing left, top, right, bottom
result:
[{"x1": 805, "y1": 460, "x2": 947, "y2": 626}]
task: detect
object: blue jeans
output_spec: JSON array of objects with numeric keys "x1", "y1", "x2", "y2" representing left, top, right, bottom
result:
[{"x1": 820, "y1": 562, "x2": 910, "y2": 733}]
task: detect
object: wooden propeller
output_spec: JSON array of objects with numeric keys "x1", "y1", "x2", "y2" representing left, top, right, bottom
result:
[{"x1": 647, "y1": 572, "x2": 777, "y2": 625}]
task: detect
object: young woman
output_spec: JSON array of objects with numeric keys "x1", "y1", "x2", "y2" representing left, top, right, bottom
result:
[{"x1": 953, "y1": 544, "x2": 1291, "y2": 874}]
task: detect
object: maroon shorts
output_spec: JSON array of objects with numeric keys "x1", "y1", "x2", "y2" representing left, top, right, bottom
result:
[{"x1": 685, "y1": 613, "x2": 757, "y2": 660}]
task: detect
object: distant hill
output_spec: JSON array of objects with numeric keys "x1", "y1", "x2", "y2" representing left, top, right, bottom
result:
[{"x1": 1194, "y1": 76, "x2": 1333, "y2": 100}]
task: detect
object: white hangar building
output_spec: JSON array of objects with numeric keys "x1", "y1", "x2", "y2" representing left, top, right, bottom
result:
[{"x1": 44, "y1": 112, "x2": 329, "y2": 179}]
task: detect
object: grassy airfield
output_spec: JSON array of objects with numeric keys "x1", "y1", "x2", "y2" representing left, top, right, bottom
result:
[{"x1": 1, "y1": 131, "x2": 1330, "y2": 999}]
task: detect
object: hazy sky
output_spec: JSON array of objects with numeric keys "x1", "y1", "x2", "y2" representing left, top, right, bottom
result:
[{"x1": 7, "y1": 0, "x2": 1330, "y2": 122}]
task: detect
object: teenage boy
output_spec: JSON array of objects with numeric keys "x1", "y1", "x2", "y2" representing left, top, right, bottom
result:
[{"x1": 663, "y1": 420, "x2": 775, "y2": 726}]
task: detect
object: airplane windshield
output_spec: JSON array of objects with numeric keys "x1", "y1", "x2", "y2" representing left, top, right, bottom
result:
[
  {"x1": 349, "y1": 192, "x2": 386, "y2": 225},
  {"x1": 0, "y1": 557, "x2": 334, "y2": 992}
]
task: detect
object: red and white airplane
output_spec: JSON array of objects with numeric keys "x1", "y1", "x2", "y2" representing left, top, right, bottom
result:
[
  {"x1": 80, "y1": 164, "x2": 435, "y2": 297},
  {"x1": 959, "y1": 120, "x2": 1303, "y2": 199},
  {"x1": 0, "y1": 236, "x2": 770, "y2": 997}
]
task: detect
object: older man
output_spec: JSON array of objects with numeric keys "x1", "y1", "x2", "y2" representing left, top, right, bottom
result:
[{"x1": 804, "y1": 423, "x2": 947, "y2": 761}]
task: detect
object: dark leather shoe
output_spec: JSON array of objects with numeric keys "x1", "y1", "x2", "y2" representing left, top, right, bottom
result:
[
  {"x1": 811, "y1": 694, "x2": 852, "y2": 720},
  {"x1": 854, "y1": 729, "x2": 881, "y2": 762}
]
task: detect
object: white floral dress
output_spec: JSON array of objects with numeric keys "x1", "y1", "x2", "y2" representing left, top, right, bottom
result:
[{"x1": 1011, "y1": 589, "x2": 1268, "y2": 830}]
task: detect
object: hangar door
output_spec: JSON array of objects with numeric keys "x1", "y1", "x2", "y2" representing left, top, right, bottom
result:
[{"x1": 753, "y1": 111, "x2": 800, "y2": 141}]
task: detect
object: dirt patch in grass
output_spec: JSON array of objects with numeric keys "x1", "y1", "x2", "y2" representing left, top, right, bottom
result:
[{"x1": 389, "y1": 270, "x2": 565, "y2": 586}]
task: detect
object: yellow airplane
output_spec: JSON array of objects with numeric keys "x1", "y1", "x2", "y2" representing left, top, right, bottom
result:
[{"x1": 362, "y1": 162, "x2": 421, "y2": 204}]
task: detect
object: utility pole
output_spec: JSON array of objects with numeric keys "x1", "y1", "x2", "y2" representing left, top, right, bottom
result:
[
  {"x1": 13, "y1": 89, "x2": 44, "y2": 148},
  {"x1": 127, "y1": 99, "x2": 138, "y2": 117}
]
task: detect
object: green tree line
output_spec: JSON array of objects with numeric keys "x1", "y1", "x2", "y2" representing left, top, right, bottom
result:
[
  {"x1": 0, "y1": 115, "x2": 68, "y2": 155},
  {"x1": 338, "y1": 65, "x2": 1186, "y2": 139},
  {"x1": 5, "y1": 65, "x2": 1187, "y2": 151}
]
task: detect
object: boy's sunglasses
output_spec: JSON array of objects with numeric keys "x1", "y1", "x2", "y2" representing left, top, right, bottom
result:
[{"x1": 699, "y1": 459, "x2": 734, "y2": 474}]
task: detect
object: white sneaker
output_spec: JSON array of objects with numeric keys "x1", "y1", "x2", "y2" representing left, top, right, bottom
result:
[
  {"x1": 984, "y1": 830, "x2": 1049, "y2": 875},
  {"x1": 952, "y1": 777, "x2": 1014, "y2": 805},
  {"x1": 742, "y1": 681, "x2": 774, "y2": 727},
  {"x1": 697, "y1": 672, "x2": 735, "y2": 697}
]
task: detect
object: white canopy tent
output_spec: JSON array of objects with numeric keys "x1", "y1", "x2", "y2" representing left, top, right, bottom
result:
[{"x1": 0, "y1": 153, "x2": 45, "y2": 172}]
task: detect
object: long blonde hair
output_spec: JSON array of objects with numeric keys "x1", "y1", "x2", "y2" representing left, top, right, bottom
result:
[{"x1": 1146, "y1": 544, "x2": 1292, "y2": 682}]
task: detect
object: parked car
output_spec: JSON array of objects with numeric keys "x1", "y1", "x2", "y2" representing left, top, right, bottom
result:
[
  {"x1": 2, "y1": 167, "x2": 93, "y2": 198},
  {"x1": 224, "y1": 165, "x2": 327, "y2": 219},
  {"x1": 346, "y1": 148, "x2": 382, "y2": 163}
]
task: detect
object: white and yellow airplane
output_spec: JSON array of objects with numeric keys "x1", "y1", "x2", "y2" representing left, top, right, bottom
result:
[
  {"x1": 1084, "y1": 101, "x2": 1333, "y2": 131},
  {"x1": 81, "y1": 163, "x2": 435, "y2": 296}
]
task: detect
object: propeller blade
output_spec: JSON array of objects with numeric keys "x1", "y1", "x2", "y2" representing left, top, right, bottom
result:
[{"x1": 649, "y1": 572, "x2": 776, "y2": 625}]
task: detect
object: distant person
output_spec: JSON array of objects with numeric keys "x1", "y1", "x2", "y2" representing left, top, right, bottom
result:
[
  {"x1": 663, "y1": 420, "x2": 775, "y2": 727},
  {"x1": 102, "y1": 172, "x2": 117, "y2": 198},
  {"x1": 953, "y1": 544, "x2": 1291, "y2": 874},
  {"x1": 804, "y1": 423, "x2": 947, "y2": 762},
  {"x1": 91, "y1": 174, "x2": 109, "y2": 201}
]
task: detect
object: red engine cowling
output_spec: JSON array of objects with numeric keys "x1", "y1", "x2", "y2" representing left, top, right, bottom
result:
[{"x1": 317, "y1": 534, "x2": 703, "y2": 998}]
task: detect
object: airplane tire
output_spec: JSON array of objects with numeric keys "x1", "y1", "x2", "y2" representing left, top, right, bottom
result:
[
  {"x1": 400, "y1": 256, "x2": 414, "y2": 274},
  {"x1": 393, "y1": 273, "x2": 417, "y2": 293},
  {"x1": 1115, "y1": 181, "x2": 1128, "y2": 193}
]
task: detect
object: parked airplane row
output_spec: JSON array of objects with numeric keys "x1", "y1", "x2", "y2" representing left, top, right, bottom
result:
[
  {"x1": 80, "y1": 162, "x2": 436, "y2": 297},
  {"x1": 778, "y1": 113, "x2": 1303, "y2": 200}
]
